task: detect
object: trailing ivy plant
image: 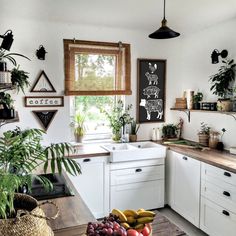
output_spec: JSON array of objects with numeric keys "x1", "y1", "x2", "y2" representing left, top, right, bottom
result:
[
  {"x1": 0, "y1": 92, "x2": 14, "y2": 109},
  {"x1": 209, "y1": 59, "x2": 236, "y2": 99},
  {"x1": 0, "y1": 127, "x2": 81, "y2": 219}
]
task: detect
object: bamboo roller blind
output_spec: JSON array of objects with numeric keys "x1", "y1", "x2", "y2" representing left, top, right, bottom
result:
[{"x1": 64, "y1": 39, "x2": 131, "y2": 96}]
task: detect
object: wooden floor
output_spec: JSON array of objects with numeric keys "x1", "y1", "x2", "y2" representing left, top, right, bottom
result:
[{"x1": 153, "y1": 211, "x2": 187, "y2": 236}]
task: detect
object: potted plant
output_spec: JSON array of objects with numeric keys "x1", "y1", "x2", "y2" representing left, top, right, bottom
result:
[
  {"x1": 74, "y1": 113, "x2": 86, "y2": 143},
  {"x1": 11, "y1": 66, "x2": 30, "y2": 93},
  {"x1": 216, "y1": 128, "x2": 226, "y2": 151},
  {"x1": 0, "y1": 92, "x2": 15, "y2": 119},
  {"x1": 162, "y1": 124, "x2": 178, "y2": 140},
  {"x1": 0, "y1": 127, "x2": 81, "y2": 235},
  {"x1": 129, "y1": 121, "x2": 140, "y2": 142},
  {"x1": 0, "y1": 49, "x2": 30, "y2": 85},
  {"x1": 209, "y1": 59, "x2": 236, "y2": 111},
  {"x1": 101, "y1": 100, "x2": 133, "y2": 142},
  {"x1": 198, "y1": 122, "x2": 210, "y2": 146},
  {"x1": 193, "y1": 92, "x2": 203, "y2": 110}
]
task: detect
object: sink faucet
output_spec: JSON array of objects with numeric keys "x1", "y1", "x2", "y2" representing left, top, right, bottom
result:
[{"x1": 119, "y1": 117, "x2": 128, "y2": 143}]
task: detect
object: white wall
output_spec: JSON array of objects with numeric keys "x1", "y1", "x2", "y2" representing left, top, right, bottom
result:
[
  {"x1": 1, "y1": 13, "x2": 235, "y2": 148},
  {"x1": 171, "y1": 18, "x2": 236, "y2": 149},
  {"x1": 0, "y1": 17, "x2": 181, "y2": 144}
]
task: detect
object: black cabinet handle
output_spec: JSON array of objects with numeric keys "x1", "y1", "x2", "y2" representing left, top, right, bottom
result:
[
  {"x1": 222, "y1": 210, "x2": 230, "y2": 216},
  {"x1": 224, "y1": 172, "x2": 231, "y2": 177},
  {"x1": 135, "y1": 168, "x2": 142, "y2": 172},
  {"x1": 183, "y1": 156, "x2": 188, "y2": 160},
  {"x1": 83, "y1": 158, "x2": 91, "y2": 162},
  {"x1": 223, "y1": 191, "x2": 231, "y2": 197}
]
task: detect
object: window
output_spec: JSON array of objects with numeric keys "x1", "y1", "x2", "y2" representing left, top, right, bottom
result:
[
  {"x1": 64, "y1": 39, "x2": 131, "y2": 96},
  {"x1": 72, "y1": 96, "x2": 123, "y2": 140}
]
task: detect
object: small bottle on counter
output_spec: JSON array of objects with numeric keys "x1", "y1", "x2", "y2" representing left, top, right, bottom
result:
[
  {"x1": 156, "y1": 128, "x2": 162, "y2": 140},
  {"x1": 152, "y1": 128, "x2": 157, "y2": 141}
]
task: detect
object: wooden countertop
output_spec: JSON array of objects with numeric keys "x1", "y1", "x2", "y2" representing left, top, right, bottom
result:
[
  {"x1": 166, "y1": 145, "x2": 236, "y2": 174},
  {"x1": 69, "y1": 143, "x2": 109, "y2": 158},
  {"x1": 40, "y1": 172, "x2": 96, "y2": 236},
  {"x1": 69, "y1": 141, "x2": 236, "y2": 174}
]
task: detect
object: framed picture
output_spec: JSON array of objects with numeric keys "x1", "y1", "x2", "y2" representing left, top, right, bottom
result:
[
  {"x1": 25, "y1": 96, "x2": 64, "y2": 107},
  {"x1": 137, "y1": 58, "x2": 166, "y2": 123},
  {"x1": 32, "y1": 110, "x2": 58, "y2": 131},
  {"x1": 30, "y1": 70, "x2": 56, "y2": 92}
]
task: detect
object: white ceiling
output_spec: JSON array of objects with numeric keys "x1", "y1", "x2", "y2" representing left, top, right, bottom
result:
[{"x1": 2, "y1": 0, "x2": 236, "y2": 34}]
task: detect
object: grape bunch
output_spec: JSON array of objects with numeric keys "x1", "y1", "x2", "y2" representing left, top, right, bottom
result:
[{"x1": 86, "y1": 214, "x2": 127, "y2": 236}]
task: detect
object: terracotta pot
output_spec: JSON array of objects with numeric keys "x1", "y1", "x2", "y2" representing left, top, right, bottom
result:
[
  {"x1": 217, "y1": 99, "x2": 232, "y2": 112},
  {"x1": 198, "y1": 134, "x2": 209, "y2": 147},
  {"x1": 129, "y1": 134, "x2": 137, "y2": 142}
]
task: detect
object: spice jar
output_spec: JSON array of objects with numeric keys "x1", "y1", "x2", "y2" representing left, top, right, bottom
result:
[{"x1": 209, "y1": 131, "x2": 220, "y2": 149}]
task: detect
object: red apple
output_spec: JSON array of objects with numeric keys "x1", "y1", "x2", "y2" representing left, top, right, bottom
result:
[
  {"x1": 142, "y1": 225, "x2": 151, "y2": 236},
  {"x1": 127, "y1": 229, "x2": 139, "y2": 236}
]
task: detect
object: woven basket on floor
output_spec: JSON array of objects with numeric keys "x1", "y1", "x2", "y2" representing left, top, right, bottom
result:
[{"x1": 0, "y1": 193, "x2": 59, "y2": 236}]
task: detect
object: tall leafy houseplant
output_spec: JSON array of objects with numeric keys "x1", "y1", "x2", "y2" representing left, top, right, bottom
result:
[
  {"x1": 0, "y1": 127, "x2": 81, "y2": 219},
  {"x1": 209, "y1": 59, "x2": 236, "y2": 111},
  {"x1": 101, "y1": 100, "x2": 133, "y2": 141}
]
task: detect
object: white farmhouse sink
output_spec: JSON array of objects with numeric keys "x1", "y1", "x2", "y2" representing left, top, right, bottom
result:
[{"x1": 101, "y1": 141, "x2": 166, "y2": 162}]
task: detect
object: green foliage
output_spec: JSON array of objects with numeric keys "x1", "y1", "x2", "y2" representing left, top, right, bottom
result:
[
  {"x1": 193, "y1": 92, "x2": 203, "y2": 103},
  {"x1": 0, "y1": 92, "x2": 14, "y2": 109},
  {"x1": 0, "y1": 49, "x2": 30, "y2": 66},
  {"x1": 162, "y1": 124, "x2": 178, "y2": 139},
  {"x1": 199, "y1": 122, "x2": 210, "y2": 135},
  {"x1": 11, "y1": 67, "x2": 30, "y2": 94},
  {"x1": 0, "y1": 127, "x2": 81, "y2": 219},
  {"x1": 101, "y1": 100, "x2": 133, "y2": 140},
  {"x1": 74, "y1": 113, "x2": 85, "y2": 136},
  {"x1": 130, "y1": 121, "x2": 140, "y2": 135},
  {"x1": 209, "y1": 59, "x2": 236, "y2": 99}
]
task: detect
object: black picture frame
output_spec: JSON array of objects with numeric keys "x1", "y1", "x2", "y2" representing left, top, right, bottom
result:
[{"x1": 137, "y1": 58, "x2": 166, "y2": 123}]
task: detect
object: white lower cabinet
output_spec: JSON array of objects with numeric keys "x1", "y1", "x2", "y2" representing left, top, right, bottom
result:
[
  {"x1": 166, "y1": 150, "x2": 201, "y2": 227},
  {"x1": 200, "y1": 197, "x2": 236, "y2": 236},
  {"x1": 200, "y1": 163, "x2": 236, "y2": 236},
  {"x1": 67, "y1": 156, "x2": 109, "y2": 219},
  {"x1": 110, "y1": 159, "x2": 165, "y2": 211}
]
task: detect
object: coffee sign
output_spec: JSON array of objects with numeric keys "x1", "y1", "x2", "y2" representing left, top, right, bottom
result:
[{"x1": 25, "y1": 96, "x2": 64, "y2": 107}]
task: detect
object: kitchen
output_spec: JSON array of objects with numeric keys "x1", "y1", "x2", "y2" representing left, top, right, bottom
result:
[{"x1": 0, "y1": 0, "x2": 236, "y2": 236}]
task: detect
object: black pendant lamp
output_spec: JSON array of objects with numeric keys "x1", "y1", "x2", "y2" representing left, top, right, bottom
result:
[{"x1": 149, "y1": 0, "x2": 180, "y2": 39}]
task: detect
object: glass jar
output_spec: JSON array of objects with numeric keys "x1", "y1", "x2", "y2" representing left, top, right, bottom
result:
[{"x1": 209, "y1": 132, "x2": 220, "y2": 149}]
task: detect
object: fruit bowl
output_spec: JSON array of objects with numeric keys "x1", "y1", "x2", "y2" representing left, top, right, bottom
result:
[{"x1": 86, "y1": 209, "x2": 154, "y2": 236}]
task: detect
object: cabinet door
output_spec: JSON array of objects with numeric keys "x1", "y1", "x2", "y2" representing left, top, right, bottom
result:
[
  {"x1": 67, "y1": 156, "x2": 109, "y2": 219},
  {"x1": 172, "y1": 152, "x2": 201, "y2": 227},
  {"x1": 110, "y1": 180, "x2": 164, "y2": 211},
  {"x1": 200, "y1": 197, "x2": 236, "y2": 236}
]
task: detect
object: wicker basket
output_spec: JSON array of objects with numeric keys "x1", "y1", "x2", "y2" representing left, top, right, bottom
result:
[{"x1": 0, "y1": 193, "x2": 59, "y2": 236}]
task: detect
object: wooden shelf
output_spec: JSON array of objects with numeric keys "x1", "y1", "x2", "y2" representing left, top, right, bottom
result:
[
  {"x1": 170, "y1": 108, "x2": 236, "y2": 122},
  {"x1": 0, "y1": 112, "x2": 19, "y2": 127}
]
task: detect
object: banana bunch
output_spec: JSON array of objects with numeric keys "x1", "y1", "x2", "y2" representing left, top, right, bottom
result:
[{"x1": 111, "y1": 208, "x2": 155, "y2": 230}]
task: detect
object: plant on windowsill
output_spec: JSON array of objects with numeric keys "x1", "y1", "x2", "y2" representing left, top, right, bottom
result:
[
  {"x1": 129, "y1": 120, "x2": 140, "y2": 142},
  {"x1": 73, "y1": 112, "x2": 86, "y2": 143},
  {"x1": 198, "y1": 122, "x2": 211, "y2": 147},
  {"x1": 0, "y1": 127, "x2": 81, "y2": 235},
  {"x1": 209, "y1": 59, "x2": 236, "y2": 112},
  {"x1": 101, "y1": 100, "x2": 133, "y2": 142}
]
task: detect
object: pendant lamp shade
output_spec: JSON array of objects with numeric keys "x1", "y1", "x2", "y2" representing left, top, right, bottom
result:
[{"x1": 149, "y1": 0, "x2": 180, "y2": 39}]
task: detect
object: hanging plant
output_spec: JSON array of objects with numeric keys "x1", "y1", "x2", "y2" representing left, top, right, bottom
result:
[{"x1": 11, "y1": 66, "x2": 30, "y2": 93}]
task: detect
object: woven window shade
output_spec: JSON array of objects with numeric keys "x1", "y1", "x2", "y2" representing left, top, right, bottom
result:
[{"x1": 64, "y1": 40, "x2": 131, "y2": 96}]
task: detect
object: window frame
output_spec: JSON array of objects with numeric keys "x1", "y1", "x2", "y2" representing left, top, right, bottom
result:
[{"x1": 64, "y1": 39, "x2": 131, "y2": 96}]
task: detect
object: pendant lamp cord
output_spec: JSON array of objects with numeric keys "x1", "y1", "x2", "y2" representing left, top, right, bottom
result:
[{"x1": 163, "y1": 0, "x2": 166, "y2": 20}]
